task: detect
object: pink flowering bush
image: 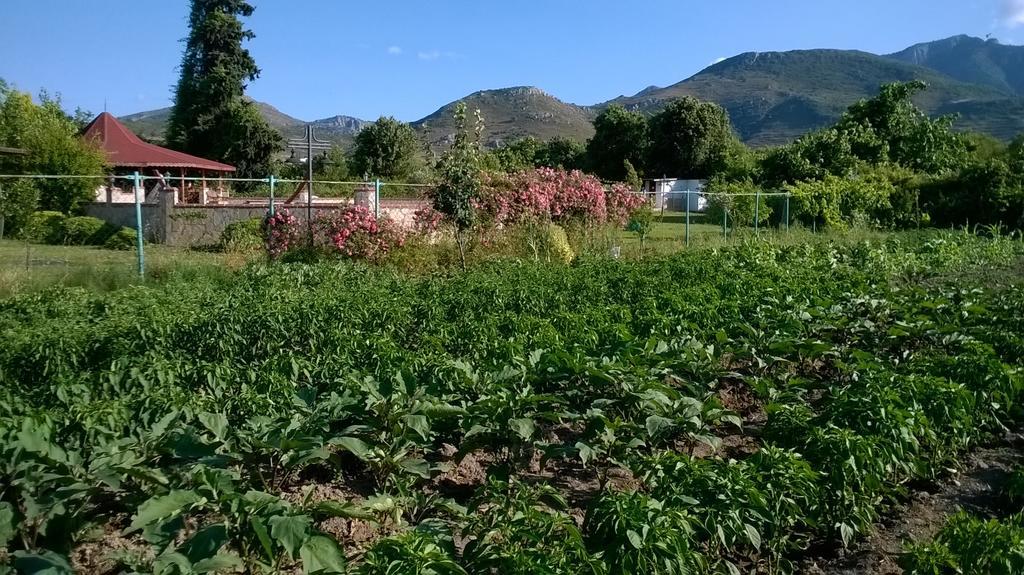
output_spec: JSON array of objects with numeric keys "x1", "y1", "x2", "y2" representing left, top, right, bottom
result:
[
  {"x1": 263, "y1": 209, "x2": 302, "y2": 259},
  {"x1": 412, "y1": 205, "x2": 445, "y2": 234},
  {"x1": 606, "y1": 183, "x2": 647, "y2": 226},
  {"x1": 476, "y1": 168, "x2": 645, "y2": 228},
  {"x1": 316, "y1": 205, "x2": 405, "y2": 262}
]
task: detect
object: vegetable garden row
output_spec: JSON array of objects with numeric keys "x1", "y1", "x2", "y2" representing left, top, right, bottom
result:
[{"x1": 1, "y1": 232, "x2": 1023, "y2": 574}]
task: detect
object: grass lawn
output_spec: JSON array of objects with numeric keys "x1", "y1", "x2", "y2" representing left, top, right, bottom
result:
[{"x1": 0, "y1": 240, "x2": 244, "y2": 298}]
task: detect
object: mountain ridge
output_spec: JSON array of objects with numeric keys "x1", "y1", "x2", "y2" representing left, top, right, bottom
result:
[{"x1": 120, "y1": 35, "x2": 1024, "y2": 150}]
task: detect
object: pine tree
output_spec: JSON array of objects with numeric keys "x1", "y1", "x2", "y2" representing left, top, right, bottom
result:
[{"x1": 166, "y1": 0, "x2": 281, "y2": 179}]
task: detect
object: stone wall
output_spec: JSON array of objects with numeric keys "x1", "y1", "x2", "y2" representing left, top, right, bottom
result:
[{"x1": 83, "y1": 191, "x2": 429, "y2": 247}]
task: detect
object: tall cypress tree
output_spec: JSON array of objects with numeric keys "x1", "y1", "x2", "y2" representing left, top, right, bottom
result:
[{"x1": 166, "y1": 0, "x2": 281, "y2": 179}]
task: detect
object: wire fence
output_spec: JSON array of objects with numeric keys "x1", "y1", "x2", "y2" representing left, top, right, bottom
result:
[{"x1": 0, "y1": 173, "x2": 804, "y2": 281}]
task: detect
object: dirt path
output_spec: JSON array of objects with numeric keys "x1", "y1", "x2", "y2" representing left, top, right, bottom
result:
[{"x1": 800, "y1": 432, "x2": 1024, "y2": 575}]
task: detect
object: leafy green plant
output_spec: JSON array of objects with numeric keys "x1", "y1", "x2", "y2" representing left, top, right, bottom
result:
[{"x1": 584, "y1": 490, "x2": 706, "y2": 574}]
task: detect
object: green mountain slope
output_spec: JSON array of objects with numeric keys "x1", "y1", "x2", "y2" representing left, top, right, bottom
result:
[
  {"x1": 411, "y1": 87, "x2": 596, "y2": 150},
  {"x1": 886, "y1": 35, "x2": 1024, "y2": 96},
  {"x1": 605, "y1": 49, "x2": 1014, "y2": 146}
]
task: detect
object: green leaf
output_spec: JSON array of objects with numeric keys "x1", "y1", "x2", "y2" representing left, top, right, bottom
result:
[
  {"x1": 193, "y1": 553, "x2": 243, "y2": 573},
  {"x1": 182, "y1": 524, "x2": 229, "y2": 564},
  {"x1": 299, "y1": 535, "x2": 347, "y2": 574},
  {"x1": 250, "y1": 517, "x2": 275, "y2": 563},
  {"x1": 153, "y1": 551, "x2": 193, "y2": 575},
  {"x1": 403, "y1": 414, "x2": 431, "y2": 441},
  {"x1": 198, "y1": 412, "x2": 229, "y2": 442},
  {"x1": 839, "y1": 522, "x2": 855, "y2": 547},
  {"x1": 645, "y1": 415, "x2": 674, "y2": 439},
  {"x1": 314, "y1": 500, "x2": 373, "y2": 520},
  {"x1": 0, "y1": 502, "x2": 15, "y2": 548},
  {"x1": 330, "y1": 436, "x2": 370, "y2": 459},
  {"x1": 129, "y1": 490, "x2": 203, "y2": 532},
  {"x1": 744, "y1": 523, "x2": 762, "y2": 550},
  {"x1": 626, "y1": 529, "x2": 643, "y2": 549},
  {"x1": 269, "y1": 515, "x2": 311, "y2": 558},
  {"x1": 575, "y1": 442, "x2": 597, "y2": 466},
  {"x1": 12, "y1": 551, "x2": 74, "y2": 574},
  {"x1": 510, "y1": 418, "x2": 536, "y2": 441},
  {"x1": 400, "y1": 457, "x2": 431, "y2": 478}
]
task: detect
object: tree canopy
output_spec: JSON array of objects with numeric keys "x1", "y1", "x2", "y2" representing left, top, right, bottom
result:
[
  {"x1": 586, "y1": 105, "x2": 648, "y2": 181},
  {"x1": 0, "y1": 82, "x2": 105, "y2": 230},
  {"x1": 646, "y1": 97, "x2": 736, "y2": 180},
  {"x1": 349, "y1": 117, "x2": 421, "y2": 181},
  {"x1": 165, "y1": 0, "x2": 281, "y2": 179}
]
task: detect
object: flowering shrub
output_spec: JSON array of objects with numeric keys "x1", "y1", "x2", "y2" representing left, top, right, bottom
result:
[
  {"x1": 263, "y1": 209, "x2": 301, "y2": 259},
  {"x1": 317, "y1": 205, "x2": 405, "y2": 262},
  {"x1": 606, "y1": 183, "x2": 647, "y2": 226},
  {"x1": 476, "y1": 168, "x2": 646, "y2": 228},
  {"x1": 412, "y1": 206, "x2": 445, "y2": 234}
]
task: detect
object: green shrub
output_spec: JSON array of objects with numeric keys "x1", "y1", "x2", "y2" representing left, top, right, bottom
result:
[
  {"x1": 22, "y1": 211, "x2": 66, "y2": 244},
  {"x1": 62, "y1": 216, "x2": 114, "y2": 245},
  {"x1": 103, "y1": 227, "x2": 140, "y2": 251},
  {"x1": 705, "y1": 177, "x2": 773, "y2": 228},
  {"x1": 219, "y1": 217, "x2": 265, "y2": 253}
]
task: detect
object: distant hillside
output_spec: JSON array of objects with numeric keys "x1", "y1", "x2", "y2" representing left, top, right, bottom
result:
[
  {"x1": 886, "y1": 35, "x2": 1024, "y2": 96},
  {"x1": 605, "y1": 49, "x2": 1016, "y2": 146},
  {"x1": 411, "y1": 87, "x2": 596, "y2": 150},
  {"x1": 119, "y1": 35, "x2": 1024, "y2": 151},
  {"x1": 120, "y1": 101, "x2": 368, "y2": 147}
]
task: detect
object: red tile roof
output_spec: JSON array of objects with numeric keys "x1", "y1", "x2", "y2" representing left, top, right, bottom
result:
[{"x1": 81, "y1": 112, "x2": 235, "y2": 172}]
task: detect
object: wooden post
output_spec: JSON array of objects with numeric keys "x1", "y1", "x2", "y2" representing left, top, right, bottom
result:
[
  {"x1": 201, "y1": 169, "x2": 207, "y2": 201},
  {"x1": 180, "y1": 170, "x2": 186, "y2": 203}
]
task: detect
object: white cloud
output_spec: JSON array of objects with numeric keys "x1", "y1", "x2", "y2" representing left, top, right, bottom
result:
[
  {"x1": 387, "y1": 46, "x2": 402, "y2": 55},
  {"x1": 418, "y1": 50, "x2": 441, "y2": 61},
  {"x1": 1002, "y1": 0, "x2": 1024, "y2": 27}
]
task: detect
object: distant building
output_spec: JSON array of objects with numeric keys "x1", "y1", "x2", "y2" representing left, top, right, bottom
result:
[
  {"x1": 81, "y1": 112, "x2": 235, "y2": 204},
  {"x1": 646, "y1": 178, "x2": 707, "y2": 212}
]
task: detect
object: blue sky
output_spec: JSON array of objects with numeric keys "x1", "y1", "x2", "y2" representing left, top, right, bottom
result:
[{"x1": 1, "y1": 0, "x2": 1020, "y2": 122}]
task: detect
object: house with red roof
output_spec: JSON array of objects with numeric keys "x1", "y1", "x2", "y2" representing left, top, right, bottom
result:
[{"x1": 81, "y1": 112, "x2": 235, "y2": 204}]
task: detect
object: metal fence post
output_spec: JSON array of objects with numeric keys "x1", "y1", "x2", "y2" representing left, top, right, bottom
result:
[
  {"x1": 685, "y1": 188, "x2": 690, "y2": 248},
  {"x1": 133, "y1": 171, "x2": 145, "y2": 278},
  {"x1": 723, "y1": 208, "x2": 728, "y2": 240},
  {"x1": 754, "y1": 189, "x2": 761, "y2": 236},
  {"x1": 268, "y1": 175, "x2": 276, "y2": 216},
  {"x1": 374, "y1": 178, "x2": 381, "y2": 219},
  {"x1": 785, "y1": 192, "x2": 790, "y2": 232}
]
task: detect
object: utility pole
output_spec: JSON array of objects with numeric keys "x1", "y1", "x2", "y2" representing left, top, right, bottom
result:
[{"x1": 287, "y1": 125, "x2": 331, "y2": 245}]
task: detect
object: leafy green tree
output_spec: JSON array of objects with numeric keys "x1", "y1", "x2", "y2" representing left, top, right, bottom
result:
[
  {"x1": 586, "y1": 105, "x2": 648, "y2": 181},
  {"x1": 0, "y1": 84, "x2": 105, "y2": 221},
  {"x1": 314, "y1": 146, "x2": 350, "y2": 182},
  {"x1": 165, "y1": 0, "x2": 282, "y2": 179},
  {"x1": 350, "y1": 117, "x2": 421, "y2": 181},
  {"x1": 433, "y1": 103, "x2": 484, "y2": 269},
  {"x1": 623, "y1": 159, "x2": 642, "y2": 190},
  {"x1": 647, "y1": 97, "x2": 736, "y2": 179},
  {"x1": 838, "y1": 81, "x2": 968, "y2": 174},
  {"x1": 536, "y1": 137, "x2": 585, "y2": 171},
  {"x1": 492, "y1": 137, "x2": 541, "y2": 173}
]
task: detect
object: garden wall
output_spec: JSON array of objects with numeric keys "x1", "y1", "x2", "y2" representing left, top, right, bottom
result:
[{"x1": 83, "y1": 191, "x2": 427, "y2": 247}]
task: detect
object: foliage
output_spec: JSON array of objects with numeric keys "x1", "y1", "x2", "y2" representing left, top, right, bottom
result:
[
  {"x1": 0, "y1": 234, "x2": 1022, "y2": 572},
  {"x1": 627, "y1": 204, "x2": 655, "y2": 254},
  {"x1": 0, "y1": 87, "x2": 106, "y2": 214},
  {"x1": 60, "y1": 216, "x2": 115, "y2": 246},
  {"x1": 433, "y1": 103, "x2": 484, "y2": 233},
  {"x1": 0, "y1": 179, "x2": 38, "y2": 239},
  {"x1": 586, "y1": 104, "x2": 648, "y2": 181},
  {"x1": 263, "y1": 208, "x2": 301, "y2": 259},
  {"x1": 351, "y1": 116, "x2": 422, "y2": 181},
  {"x1": 21, "y1": 211, "x2": 66, "y2": 244},
  {"x1": 165, "y1": 0, "x2": 282, "y2": 180},
  {"x1": 316, "y1": 205, "x2": 405, "y2": 262},
  {"x1": 647, "y1": 97, "x2": 737, "y2": 180},
  {"x1": 920, "y1": 158, "x2": 1024, "y2": 229},
  {"x1": 103, "y1": 226, "x2": 141, "y2": 251},
  {"x1": 219, "y1": 217, "x2": 264, "y2": 253},
  {"x1": 902, "y1": 512, "x2": 1024, "y2": 575},
  {"x1": 704, "y1": 177, "x2": 773, "y2": 228}
]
